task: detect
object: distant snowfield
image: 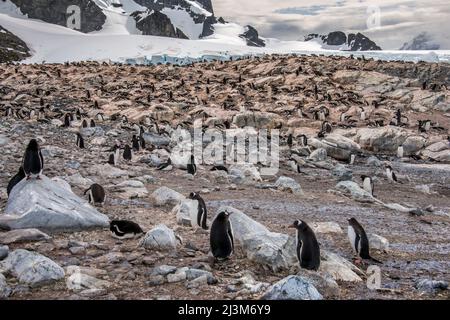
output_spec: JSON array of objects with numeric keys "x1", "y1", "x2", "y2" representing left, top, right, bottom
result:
[{"x1": 1, "y1": 12, "x2": 449, "y2": 64}]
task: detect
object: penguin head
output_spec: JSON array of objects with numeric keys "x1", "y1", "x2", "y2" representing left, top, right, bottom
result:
[
  {"x1": 217, "y1": 211, "x2": 232, "y2": 220},
  {"x1": 361, "y1": 175, "x2": 369, "y2": 181},
  {"x1": 188, "y1": 192, "x2": 199, "y2": 200},
  {"x1": 289, "y1": 219, "x2": 306, "y2": 230},
  {"x1": 27, "y1": 139, "x2": 40, "y2": 151},
  {"x1": 348, "y1": 218, "x2": 360, "y2": 228}
]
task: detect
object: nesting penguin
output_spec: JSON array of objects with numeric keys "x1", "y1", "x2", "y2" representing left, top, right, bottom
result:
[
  {"x1": 210, "y1": 165, "x2": 228, "y2": 173},
  {"x1": 23, "y1": 139, "x2": 44, "y2": 180},
  {"x1": 157, "y1": 158, "x2": 172, "y2": 171},
  {"x1": 7, "y1": 166, "x2": 26, "y2": 197},
  {"x1": 210, "y1": 211, "x2": 234, "y2": 260},
  {"x1": 347, "y1": 218, "x2": 382, "y2": 264},
  {"x1": 132, "y1": 135, "x2": 140, "y2": 152},
  {"x1": 84, "y1": 184, "x2": 106, "y2": 205},
  {"x1": 76, "y1": 133, "x2": 85, "y2": 149},
  {"x1": 289, "y1": 220, "x2": 321, "y2": 271},
  {"x1": 188, "y1": 192, "x2": 208, "y2": 230},
  {"x1": 187, "y1": 154, "x2": 197, "y2": 175},
  {"x1": 110, "y1": 220, "x2": 144, "y2": 240}
]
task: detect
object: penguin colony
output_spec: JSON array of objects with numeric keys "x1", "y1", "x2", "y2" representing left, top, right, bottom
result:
[{"x1": 0, "y1": 55, "x2": 449, "y2": 300}]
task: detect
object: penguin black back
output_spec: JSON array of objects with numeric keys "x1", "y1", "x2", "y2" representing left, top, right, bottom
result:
[
  {"x1": 348, "y1": 218, "x2": 381, "y2": 263},
  {"x1": 23, "y1": 139, "x2": 44, "y2": 178},
  {"x1": 290, "y1": 220, "x2": 321, "y2": 271},
  {"x1": 123, "y1": 145, "x2": 132, "y2": 161},
  {"x1": 110, "y1": 220, "x2": 144, "y2": 239},
  {"x1": 7, "y1": 166, "x2": 26, "y2": 196},
  {"x1": 187, "y1": 154, "x2": 197, "y2": 175},
  {"x1": 84, "y1": 183, "x2": 106, "y2": 204},
  {"x1": 76, "y1": 133, "x2": 85, "y2": 149},
  {"x1": 132, "y1": 135, "x2": 140, "y2": 152},
  {"x1": 210, "y1": 211, "x2": 234, "y2": 260}
]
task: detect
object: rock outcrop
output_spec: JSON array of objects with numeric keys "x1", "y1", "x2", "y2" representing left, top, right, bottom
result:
[{"x1": 0, "y1": 25, "x2": 30, "y2": 63}]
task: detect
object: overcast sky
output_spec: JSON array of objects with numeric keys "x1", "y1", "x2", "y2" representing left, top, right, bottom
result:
[{"x1": 213, "y1": 0, "x2": 450, "y2": 49}]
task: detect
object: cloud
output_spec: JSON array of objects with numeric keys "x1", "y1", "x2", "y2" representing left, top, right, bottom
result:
[{"x1": 212, "y1": 0, "x2": 450, "y2": 49}]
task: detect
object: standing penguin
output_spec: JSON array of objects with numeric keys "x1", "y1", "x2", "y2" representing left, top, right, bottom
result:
[
  {"x1": 63, "y1": 113, "x2": 71, "y2": 127},
  {"x1": 187, "y1": 154, "x2": 197, "y2": 175},
  {"x1": 7, "y1": 166, "x2": 26, "y2": 197},
  {"x1": 84, "y1": 184, "x2": 106, "y2": 205},
  {"x1": 123, "y1": 145, "x2": 132, "y2": 161},
  {"x1": 90, "y1": 119, "x2": 96, "y2": 127},
  {"x1": 289, "y1": 220, "x2": 321, "y2": 271},
  {"x1": 385, "y1": 165, "x2": 401, "y2": 183},
  {"x1": 210, "y1": 211, "x2": 234, "y2": 260},
  {"x1": 81, "y1": 119, "x2": 88, "y2": 128},
  {"x1": 23, "y1": 139, "x2": 44, "y2": 180},
  {"x1": 397, "y1": 145, "x2": 404, "y2": 158},
  {"x1": 76, "y1": 133, "x2": 85, "y2": 149},
  {"x1": 132, "y1": 135, "x2": 140, "y2": 152},
  {"x1": 108, "y1": 153, "x2": 116, "y2": 166},
  {"x1": 110, "y1": 220, "x2": 144, "y2": 240},
  {"x1": 188, "y1": 192, "x2": 208, "y2": 230},
  {"x1": 347, "y1": 218, "x2": 382, "y2": 264},
  {"x1": 287, "y1": 134, "x2": 293, "y2": 148},
  {"x1": 361, "y1": 175, "x2": 375, "y2": 196}
]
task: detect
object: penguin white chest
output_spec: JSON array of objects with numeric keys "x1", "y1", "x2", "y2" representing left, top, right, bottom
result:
[
  {"x1": 397, "y1": 146, "x2": 404, "y2": 158},
  {"x1": 386, "y1": 169, "x2": 393, "y2": 182},
  {"x1": 363, "y1": 178, "x2": 372, "y2": 194},
  {"x1": 347, "y1": 226, "x2": 358, "y2": 253}
]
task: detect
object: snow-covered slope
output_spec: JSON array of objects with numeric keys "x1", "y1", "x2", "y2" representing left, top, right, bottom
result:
[{"x1": 0, "y1": 1, "x2": 449, "y2": 64}]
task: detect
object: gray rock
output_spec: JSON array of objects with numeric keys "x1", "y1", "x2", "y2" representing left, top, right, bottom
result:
[
  {"x1": 66, "y1": 273, "x2": 111, "y2": 292},
  {"x1": 311, "y1": 222, "x2": 343, "y2": 234},
  {"x1": 0, "y1": 229, "x2": 51, "y2": 244},
  {"x1": 274, "y1": 176, "x2": 304, "y2": 195},
  {"x1": 110, "y1": 180, "x2": 148, "y2": 199},
  {"x1": 0, "y1": 245, "x2": 9, "y2": 260},
  {"x1": 366, "y1": 156, "x2": 382, "y2": 167},
  {"x1": 415, "y1": 279, "x2": 448, "y2": 294},
  {"x1": 149, "y1": 265, "x2": 177, "y2": 276},
  {"x1": 167, "y1": 271, "x2": 186, "y2": 283},
  {"x1": 309, "y1": 148, "x2": 327, "y2": 162},
  {"x1": 147, "y1": 275, "x2": 166, "y2": 286},
  {"x1": 142, "y1": 132, "x2": 171, "y2": 147},
  {"x1": 173, "y1": 200, "x2": 198, "y2": 227},
  {"x1": 89, "y1": 164, "x2": 128, "y2": 178},
  {"x1": 152, "y1": 187, "x2": 185, "y2": 206},
  {"x1": 0, "y1": 249, "x2": 65, "y2": 287},
  {"x1": 335, "y1": 181, "x2": 376, "y2": 203},
  {"x1": 355, "y1": 127, "x2": 408, "y2": 153},
  {"x1": 186, "y1": 275, "x2": 209, "y2": 289},
  {"x1": 140, "y1": 224, "x2": 177, "y2": 251},
  {"x1": 261, "y1": 275, "x2": 323, "y2": 300},
  {"x1": 0, "y1": 273, "x2": 12, "y2": 299},
  {"x1": 185, "y1": 268, "x2": 216, "y2": 283},
  {"x1": 0, "y1": 175, "x2": 109, "y2": 231},
  {"x1": 368, "y1": 234, "x2": 390, "y2": 252},
  {"x1": 310, "y1": 134, "x2": 360, "y2": 161},
  {"x1": 225, "y1": 206, "x2": 296, "y2": 271},
  {"x1": 332, "y1": 164, "x2": 353, "y2": 181}
]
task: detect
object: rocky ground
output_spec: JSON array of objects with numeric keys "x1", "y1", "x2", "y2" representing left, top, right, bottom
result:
[{"x1": 0, "y1": 55, "x2": 449, "y2": 300}]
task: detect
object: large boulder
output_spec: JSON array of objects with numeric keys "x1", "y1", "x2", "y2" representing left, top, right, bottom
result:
[
  {"x1": 335, "y1": 181, "x2": 376, "y2": 203},
  {"x1": 402, "y1": 136, "x2": 426, "y2": 156},
  {"x1": 225, "y1": 206, "x2": 296, "y2": 271},
  {"x1": 140, "y1": 224, "x2": 177, "y2": 251},
  {"x1": 232, "y1": 112, "x2": 282, "y2": 129},
  {"x1": 274, "y1": 176, "x2": 304, "y2": 195},
  {"x1": 0, "y1": 274, "x2": 11, "y2": 299},
  {"x1": 0, "y1": 229, "x2": 51, "y2": 244},
  {"x1": 172, "y1": 200, "x2": 198, "y2": 227},
  {"x1": 109, "y1": 180, "x2": 148, "y2": 199},
  {"x1": 310, "y1": 134, "x2": 360, "y2": 161},
  {"x1": 261, "y1": 275, "x2": 323, "y2": 300},
  {"x1": 152, "y1": 187, "x2": 185, "y2": 206},
  {"x1": 0, "y1": 249, "x2": 65, "y2": 287},
  {"x1": 0, "y1": 176, "x2": 109, "y2": 231},
  {"x1": 355, "y1": 127, "x2": 408, "y2": 153},
  {"x1": 420, "y1": 141, "x2": 450, "y2": 162}
]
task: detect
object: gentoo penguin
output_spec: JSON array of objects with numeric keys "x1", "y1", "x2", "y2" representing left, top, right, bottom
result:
[
  {"x1": 210, "y1": 165, "x2": 228, "y2": 173},
  {"x1": 7, "y1": 166, "x2": 26, "y2": 197},
  {"x1": 188, "y1": 192, "x2": 208, "y2": 230},
  {"x1": 347, "y1": 218, "x2": 382, "y2": 264},
  {"x1": 210, "y1": 211, "x2": 234, "y2": 260},
  {"x1": 110, "y1": 220, "x2": 144, "y2": 240},
  {"x1": 289, "y1": 220, "x2": 321, "y2": 271},
  {"x1": 82, "y1": 119, "x2": 88, "y2": 128},
  {"x1": 23, "y1": 139, "x2": 44, "y2": 180},
  {"x1": 287, "y1": 134, "x2": 293, "y2": 148},
  {"x1": 349, "y1": 154, "x2": 356, "y2": 165},
  {"x1": 322, "y1": 121, "x2": 332, "y2": 133},
  {"x1": 90, "y1": 119, "x2": 96, "y2": 127},
  {"x1": 361, "y1": 175, "x2": 375, "y2": 196},
  {"x1": 187, "y1": 154, "x2": 197, "y2": 175},
  {"x1": 139, "y1": 136, "x2": 146, "y2": 150},
  {"x1": 397, "y1": 145, "x2": 404, "y2": 158},
  {"x1": 123, "y1": 145, "x2": 132, "y2": 161},
  {"x1": 132, "y1": 135, "x2": 140, "y2": 152},
  {"x1": 76, "y1": 133, "x2": 85, "y2": 149},
  {"x1": 108, "y1": 153, "x2": 116, "y2": 166},
  {"x1": 157, "y1": 158, "x2": 172, "y2": 171},
  {"x1": 84, "y1": 184, "x2": 106, "y2": 205},
  {"x1": 385, "y1": 165, "x2": 401, "y2": 183},
  {"x1": 64, "y1": 113, "x2": 71, "y2": 127},
  {"x1": 299, "y1": 134, "x2": 308, "y2": 147}
]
